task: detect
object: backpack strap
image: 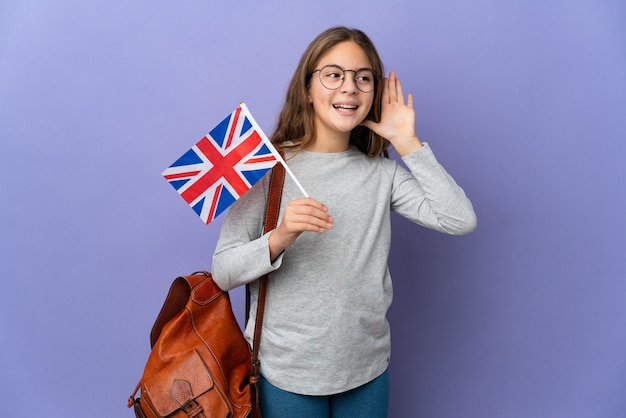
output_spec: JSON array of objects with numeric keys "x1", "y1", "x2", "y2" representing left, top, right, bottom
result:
[{"x1": 248, "y1": 161, "x2": 285, "y2": 379}]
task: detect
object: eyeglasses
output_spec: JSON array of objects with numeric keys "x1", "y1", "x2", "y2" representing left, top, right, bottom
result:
[{"x1": 311, "y1": 65, "x2": 379, "y2": 93}]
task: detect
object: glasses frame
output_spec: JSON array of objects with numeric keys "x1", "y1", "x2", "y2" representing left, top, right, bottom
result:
[{"x1": 311, "y1": 65, "x2": 380, "y2": 93}]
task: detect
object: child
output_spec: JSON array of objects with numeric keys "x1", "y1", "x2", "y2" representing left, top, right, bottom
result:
[{"x1": 212, "y1": 26, "x2": 477, "y2": 418}]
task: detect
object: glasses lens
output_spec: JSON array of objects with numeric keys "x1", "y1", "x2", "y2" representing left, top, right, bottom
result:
[
  {"x1": 355, "y1": 69, "x2": 375, "y2": 93},
  {"x1": 318, "y1": 65, "x2": 376, "y2": 93},
  {"x1": 319, "y1": 65, "x2": 344, "y2": 90}
]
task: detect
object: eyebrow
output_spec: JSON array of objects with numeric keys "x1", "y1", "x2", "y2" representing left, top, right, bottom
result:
[{"x1": 321, "y1": 64, "x2": 375, "y2": 72}]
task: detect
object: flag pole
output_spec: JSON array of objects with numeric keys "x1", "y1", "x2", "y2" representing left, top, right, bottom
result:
[{"x1": 239, "y1": 102, "x2": 309, "y2": 198}]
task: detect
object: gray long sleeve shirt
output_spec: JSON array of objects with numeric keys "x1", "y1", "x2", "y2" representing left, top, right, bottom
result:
[{"x1": 212, "y1": 143, "x2": 477, "y2": 395}]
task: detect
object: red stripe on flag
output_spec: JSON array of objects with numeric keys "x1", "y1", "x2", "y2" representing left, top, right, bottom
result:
[
  {"x1": 225, "y1": 107, "x2": 242, "y2": 149},
  {"x1": 244, "y1": 156, "x2": 277, "y2": 164},
  {"x1": 206, "y1": 183, "x2": 222, "y2": 224},
  {"x1": 164, "y1": 170, "x2": 201, "y2": 180}
]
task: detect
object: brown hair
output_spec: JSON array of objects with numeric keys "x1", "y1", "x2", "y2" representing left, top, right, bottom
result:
[{"x1": 270, "y1": 26, "x2": 388, "y2": 158}]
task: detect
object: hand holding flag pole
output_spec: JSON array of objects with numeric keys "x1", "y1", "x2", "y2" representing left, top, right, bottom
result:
[{"x1": 162, "y1": 103, "x2": 308, "y2": 225}]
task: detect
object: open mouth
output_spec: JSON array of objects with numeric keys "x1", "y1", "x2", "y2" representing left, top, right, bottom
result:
[{"x1": 333, "y1": 104, "x2": 358, "y2": 110}]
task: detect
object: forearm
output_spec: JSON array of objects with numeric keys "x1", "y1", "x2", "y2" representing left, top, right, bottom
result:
[
  {"x1": 212, "y1": 232, "x2": 282, "y2": 290},
  {"x1": 398, "y1": 144, "x2": 477, "y2": 235}
]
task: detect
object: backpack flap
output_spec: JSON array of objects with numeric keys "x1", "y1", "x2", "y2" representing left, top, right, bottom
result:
[{"x1": 141, "y1": 348, "x2": 229, "y2": 417}]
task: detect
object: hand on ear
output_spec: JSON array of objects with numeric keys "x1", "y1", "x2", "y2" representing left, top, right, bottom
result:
[{"x1": 360, "y1": 71, "x2": 423, "y2": 157}]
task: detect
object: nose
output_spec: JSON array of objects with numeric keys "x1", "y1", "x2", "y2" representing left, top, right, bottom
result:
[{"x1": 340, "y1": 71, "x2": 358, "y2": 94}]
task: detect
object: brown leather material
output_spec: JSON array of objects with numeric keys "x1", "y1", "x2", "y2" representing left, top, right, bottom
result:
[
  {"x1": 129, "y1": 163, "x2": 285, "y2": 418},
  {"x1": 132, "y1": 272, "x2": 247, "y2": 417},
  {"x1": 149, "y1": 273, "x2": 205, "y2": 348}
]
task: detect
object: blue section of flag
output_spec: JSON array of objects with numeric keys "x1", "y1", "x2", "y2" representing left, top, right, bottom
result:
[
  {"x1": 257, "y1": 143, "x2": 272, "y2": 156},
  {"x1": 192, "y1": 198, "x2": 205, "y2": 216},
  {"x1": 242, "y1": 116, "x2": 253, "y2": 135},
  {"x1": 210, "y1": 115, "x2": 231, "y2": 148},
  {"x1": 171, "y1": 148, "x2": 203, "y2": 167},
  {"x1": 170, "y1": 179, "x2": 189, "y2": 191},
  {"x1": 242, "y1": 167, "x2": 270, "y2": 185},
  {"x1": 214, "y1": 188, "x2": 237, "y2": 219}
]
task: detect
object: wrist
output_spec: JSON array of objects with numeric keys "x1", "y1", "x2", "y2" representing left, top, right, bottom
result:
[
  {"x1": 390, "y1": 136, "x2": 423, "y2": 157},
  {"x1": 268, "y1": 229, "x2": 289, "y2": 262}
]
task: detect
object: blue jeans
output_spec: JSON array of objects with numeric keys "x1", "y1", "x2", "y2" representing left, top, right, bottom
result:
[{"x1": 259, "y1": 369, "x2": 389, "y2": 418}]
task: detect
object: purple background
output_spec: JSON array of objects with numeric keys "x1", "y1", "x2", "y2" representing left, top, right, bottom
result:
[{"x1": 2, "y1": 1, "x2": 625, "y2": 417}]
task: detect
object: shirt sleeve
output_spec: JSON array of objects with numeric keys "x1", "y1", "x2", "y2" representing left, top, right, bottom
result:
[
  {"x1": 391, "y1": 143, "x2": 477, "y2": 235},
  {"x1": 211, "y1": 173, "x2": 284, "y2": 291}
]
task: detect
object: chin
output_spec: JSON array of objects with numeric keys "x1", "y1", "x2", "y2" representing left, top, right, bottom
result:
[{"x1": 334, "y1": 120, "x2": 362, "y2": 133}]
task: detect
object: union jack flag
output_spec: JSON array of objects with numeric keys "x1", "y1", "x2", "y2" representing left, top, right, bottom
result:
[{"x1": 162, "y1": 104, "x2": 280, "y2": 224}]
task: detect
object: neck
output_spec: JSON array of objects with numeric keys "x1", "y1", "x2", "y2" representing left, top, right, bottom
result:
[{"x1": 305, "y1": 134, "x2": 350, "y2": 153}]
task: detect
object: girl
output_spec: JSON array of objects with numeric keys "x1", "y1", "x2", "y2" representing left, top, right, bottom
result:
[{"x1": 212, "y1": 26, "x2": 477, "y2": 418}]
